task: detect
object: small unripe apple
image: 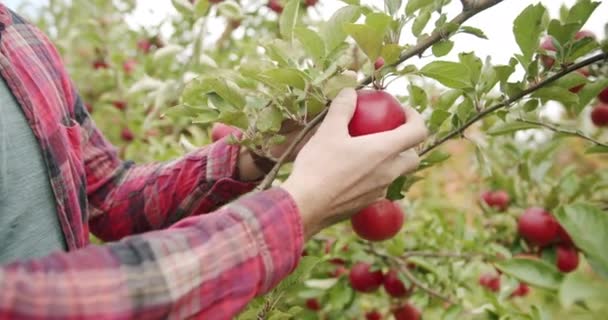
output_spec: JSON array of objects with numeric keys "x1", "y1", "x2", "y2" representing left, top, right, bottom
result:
[
  {"x1": 348, "y1": 262, "x2": 384, "y2": 293},
  {"x1": 598, "y1": 87, "x2": 608, "y2": 104},
  {"x1": 517, "y1": 207, "x2": 559, "y2": 247},
  {"x1": 348, "y1": 90, "x2": 406, "y2": 136},
  {"x1": 591, "y1": 103, "x2": 608, "y2": 127},
  {"x1": 211, "y1": 123, "x2": 241, "y2": 142},
  {"x1": 374, "y1": 57, "x2": 385, "y2": 70},
  {"x1": 121, "y1": 128, "x2": 134, "y2": 142},
  {"x1": 305, "y1": 298, "x2": 321, "y2": 311},
  {"x1": 383, "y1": 270, "x2": 409, "y2": 297},
  {"x1": 365, "y1": 310, "x2": 382, "y2": 320},
  {"x1": 393, "y1": 303, "x2": 421, "y2": 320},
  {"x1": 350, "y1": 200, "x2": 405, "y2": 242},
  {"x1": 268, "y1": 0, "x2": 284, "y2": 13},
  {"x1": 556, "y1": 245, "x2": 579, "y2": 273},
  {"x1": 479, "y1": 273, "x2": 500, "y2": 292},
  {"x1": 574, "y1": 30, "x2": 596, "y2": 40}
]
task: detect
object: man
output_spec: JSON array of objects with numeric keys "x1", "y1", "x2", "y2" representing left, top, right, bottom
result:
[{"x1": 0, "y1": 4, "x2": 427, "y2": 320}]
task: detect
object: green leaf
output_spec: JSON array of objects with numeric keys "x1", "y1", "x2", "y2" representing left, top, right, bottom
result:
[
  {"x1": 586, "y1": 145, "x2": 608, "y2": 154},
  {"x1": 385, "y1": 0, "x2": 402, "y2": 16},
  {"x1": 436, "y1": 90, "x2": 462, "y2": 110},
  {"x1": 429, "y1": 109, "x2": 451, "y2": 131},
  {"x1": 488, "y1": 122, "x2": 540, "y2": 136},
  {"x1": 568, "y1": 37, "x2": 600, "y2": 62},
  {"x1": 411, "y1": 9, "x2": 431, "y2": 37},
  {"x1": 256, "y1": 107, "x2": 283, "y2": 132},
  {"x1": 323, "y1": 73, "x2": 358, "y2": 99},
  {"x1": 261, "y1": 68, "x2": 307, "y2": 90},
  {"x1": 216, "y1": 1, "x2": 242, "y2": 20},
  {"x1": 555, "y1": 204, "x2": 608, "y2": 277},
  {"x1": 456, "y1": 97, "x2": 474, "y2": 122},
  {"x1": 327, "y1": 279, "x2": 355, "y2": 310},
  {"x1": 320, "y1": 5, "x2": 361, "y2": 52},
  {"x1": 405, "y1": 0, "x2": 431, "y2": 15},
  {"x1": 387, "y1": 176, "x2": 407, "y2": 200},
  {"x1": 193, "y1": 0, "x2": 210, "y2": 17},
  {"x1": 420, "y1": 61, "x2": 472, "y2": 89},
  {"x1": 344, "y1": 23, "x2": 384, "y2": 60},
  {"x1": 279, "y1": 0, "x2": 301, "y2": 43},
  {"x1": 365, "y1": 12, "x2": 392, "y2": 36},
  {"x1": 276, "y1": 256, "x2": 321, "y2": 292},
  {"x1": 547, "y1": 20, "x2": 580, "y2": 45},
  {"x1": 295, "y1": 27, "x2": 326, "y2": 64},
  {"x1": 522, "y1": 99, "x2": 540, "y2": 112},
  {"x1": 496, "y1": 258, "x2": 564, "y2": 290},
  {"x1": 559, "y1": 271, "x2": 608, "y2": 308},
  {"x1": 381, "y1": 44, "x2": 402, "y2": 65},
  {"x1": 459, "y1": 52, "x2": 482, "y2": 84},
  {"x1": 408, "y1": 84, "x2": 427, "y2": 108},
  {"x1": 566, "y1": 0, "x2": 600, "y2": 26},
  {"x1": 513, "y1": 3, "x2": 547, "y2": 63},
  {"x1": 432, "y1": 40, "x2": 454, "y2": 57},
  {"x1": 172, "y1": 0, "x2": 193, "y2": 15},
  {"x1": 419, "y1": 150, "x2": 451, "y2": 170},
  {"x1": 532, "y1": 86, "x2": 579, "y2": 107},
  {"x1": 460, "y1": 26, "x2": 488, "y2": 39},
  {"x1": 576, "y1": 78, "x2": 608, "y2": 114}
]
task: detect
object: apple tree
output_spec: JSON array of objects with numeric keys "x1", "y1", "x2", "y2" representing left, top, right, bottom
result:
[{"x1": 25, "y1": 0, "x2": 608, "y2": 319}]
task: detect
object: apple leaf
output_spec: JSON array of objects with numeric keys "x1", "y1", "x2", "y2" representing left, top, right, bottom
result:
[
  {"x1": 420, "y1": 61, "x2": 472, "y2": 89},
  {"x1": 261, "y1": 68, "x2": 307, "y2": 90},
  {"x1": 295, "y1": 27, "x2": 326, "y2": 64},
  {"x1": 256, "y1": 106, "x2": 283, "y2": 132},
  {"x1": 365, "y1": 12, "x2": 392, "y2": 36},
  {"x1": 566, "y1": 0, "x2": 600, "y2": 26},
  {"x1": 496, "y1": 258, "x2": 564, "y2": 290},
  {"x1": 405, "y1": 0, "x2": 432, "y2": 16},
  {"x1": 576, "y1": 78, "x2": 608, "y2": 114},
  {"x1": 217, "y1": 1, "x2": 242, "y2": 20},
  {"x1": 279, "y1": 0, "x2": 301, "y2": 43},
  {"x1": 387, "y1": 176, "x2": 407, "y2": 200},
  {"x1": 428, "y1": 109, "x2": 451, "y2": 131},
  {"x1": 460, "y1": 26, "x2": 488, "y2": 39},
  {"x1": 532, "y1": 86, "x2": 579, "y2": 108},
  {"x1": 320, "y1": 5, "x2": 361, "y2": 52},
  {"x1": 412, "y1": 9, "x2": 431, "y2": 37},
  {"x1": 384, "y1": 0, "x2": 402, "y2": 15},
  {"x1": 555, "y1": 203, "x2": 608, "y2": 279},
  {"x1": 513, "y1": 3, "x2": 547, "y2": 64},
  {"x1": 559, "y1": 271, "x2": 608, "y2": 308},
  {"x1": 408, "y1": 84, "x2": 428, "y2": 109},
  {"x1": 344, "y1": 23, "x2": 383, "y2": 60},
  {"x1": 585, "y1": 145, "x2": 608, "y2": 154},
  {"x1": 432, "y1": 40, "x2": 454, "y2": 57},
  {"x1": 487, "y1": 122, "x2": 539, "y2": 136},
  {"x1": 380, "y1": 43, "x2": 402, "y2": 65}
]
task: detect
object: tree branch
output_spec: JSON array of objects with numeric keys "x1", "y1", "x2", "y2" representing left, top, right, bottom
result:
[
  {"x1": 420, "y1": 51, "x2": 608, "y2": 156},
  {"x1": 516, "y1": 118, "x2": 608, "y2": 149},
  {"x1": 397, "y1": 257, "x2": 456, "y2": 305},
  {"x1": 257, "y1": 0, "x2": 504, "y2": 190},
  {"x1": 403, "y1": 250, "x2": 486, "y2": 260}
]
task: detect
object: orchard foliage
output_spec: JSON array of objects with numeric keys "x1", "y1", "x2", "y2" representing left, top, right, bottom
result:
[{"x1": 24, "y1": 0, "x2": 608, "y2": 319}]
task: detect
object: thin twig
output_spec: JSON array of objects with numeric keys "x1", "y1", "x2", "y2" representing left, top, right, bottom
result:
[
  {"x1": 397, "y1": 258, "x2": 457, "y2": 305},
  {"x1": 419, "y1": 51, "x2": 608, "y2": 156},
  {"x1": 258, "y1": 0, "x2": 504, "y2": 190},
  {"x1": 516, "y1": 118, "x2": 608, "y2": 148},
  {"x1": 403, "y1": 251, "x2": 486, "y2": 260}
]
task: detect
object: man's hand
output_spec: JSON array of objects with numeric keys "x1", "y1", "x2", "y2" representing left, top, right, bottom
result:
[{"x1": 281, "y1": 88, "x2": 428, "y2": 239}]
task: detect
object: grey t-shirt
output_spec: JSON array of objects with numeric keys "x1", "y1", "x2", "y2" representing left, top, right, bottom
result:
[{"x1": 0, "y1": 78, "x2": 66, "y2": 264}]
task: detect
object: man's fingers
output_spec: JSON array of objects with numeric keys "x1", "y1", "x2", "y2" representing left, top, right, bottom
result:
[
  {"x1": 359, "y1": 106, "x2": 428, "y2": 153},
  {"x1": 319, "y1": 88, "x2": 357, "y2": 134}
]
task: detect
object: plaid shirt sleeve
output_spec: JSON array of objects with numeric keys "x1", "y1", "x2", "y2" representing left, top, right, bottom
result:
[
  {"x1": 0, "y1": 187, "x2": 304, "y2": 320},
  {"x1": 81, "y1": 102, "x2": 259, "y2": 240}
]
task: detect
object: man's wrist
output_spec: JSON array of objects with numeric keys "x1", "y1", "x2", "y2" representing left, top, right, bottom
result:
[{"x1": 281, "y1": 178, "x2": 321, "y2": 240}]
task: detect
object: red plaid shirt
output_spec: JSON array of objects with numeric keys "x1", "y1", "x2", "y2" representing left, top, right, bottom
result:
[{"x1": 0, "y1": 5, "x2": 303, "y2": 320}]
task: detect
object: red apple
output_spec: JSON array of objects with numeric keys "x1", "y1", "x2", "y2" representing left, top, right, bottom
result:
[
  {"x1": 510, "y1": 282, "x2": 530, "y2": 297},
  {"x1": 539, "y1": 36, "x2": 556, "y2": 69},
  {"x1": 365, "y1": 310, "x2": 382, "y2": 320},
  {"x1": 113, "y1": 100, "x2": 127, "y2": 111},
  {"x1": 350, "y1": 200, "x2": 405, "y2": 241},
  {"x1": 481, "y1": 190, "x2": 510, "y2": 211},
  {"x1": 517, "y1": 207, "x2": 560, "y2": 247},
  {"x1": 479, "y1": 273, "x2": 500, "y2": 292},
  {"x1": 92, "y1": 59, "x2": 109, "y2": 70},
  {"x1": 574, "y1": 30, "x2": 596, "y2": 40},
  {"x1": 137, "y1": 39, "x2": 152, "y2": 54},
  {"x1": 348, "y1": 90, "x2": 406, "y2": 136},
  {"x1": 268, "y1": 0, "x2": 283, "y2": 13},
  {"x1": 123, "y1": 58, "x2": 137, "y2": 75},
  {"x1": 211, "y1": 123, "x2": 241, "y2": 142},
  {"x1": 556, "y1": 245, "x2": 579, "y2": 273},
  {"x1": 374, "y1": 57, "x2": 385, "y2": 70},
  {"x1": 331, "y1": 265, "x2": 348, "y2": 278},
  {"x1": 305, "y1": 298, "x2": 321, "y2": 311},
  {"x1": 85, "y1": 103, "x2": 93, "y2": 113},
  {"x1": 598, "y1": 87, "x2": 608, "y2": 104},
  {"x1": 569, "y1": 68, "x2": 589, "y2": 93},
  {"x1": 591, "y1": 103, "x2": 608, "y2": 127},
  {"x1": 556, "y1": 224, "x2": 574, "y2": 246},
  {"x1": 383, "y1": 269, "x2": 409, "y2": 297},
  {"x1": 121, "y1": 128, "x2": 134, "y2": 142},
  {"x1": 348, "y1": 262, "x2": 384, "y2": 293},
  {"x1": 304, "y1": 0, "x2": 318, "y2": 6},
  {"x1": 393, "y1": 303, "x2": 421, "y2": 320}
]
